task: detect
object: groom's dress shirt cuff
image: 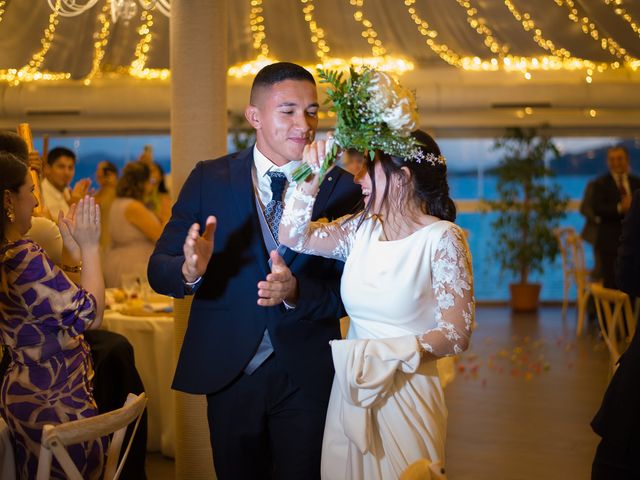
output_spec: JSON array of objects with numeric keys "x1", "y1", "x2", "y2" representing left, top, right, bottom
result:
[{"x1": 183, "y1": 275, "x2": 202, "y2": 294}]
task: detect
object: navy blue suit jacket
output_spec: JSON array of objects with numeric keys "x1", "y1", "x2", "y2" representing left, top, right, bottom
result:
[
  {"x1": 148, "y1": 147, "x2": 361, "y2": 403},
  {"x1": 592, "y1": 190, "x2": 640, "y2": 458}
]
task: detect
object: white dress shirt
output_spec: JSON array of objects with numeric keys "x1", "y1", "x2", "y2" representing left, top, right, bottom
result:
[
  {"x1": 41, "y1": 178, "x2": 71, "y2": 217},
  {"x1": 252, "y1": 145, "x2": 301, "y2": 209}
]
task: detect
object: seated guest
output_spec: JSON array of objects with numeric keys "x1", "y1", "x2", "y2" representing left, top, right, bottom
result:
[
  {"x1": 146, "y1": 162, "x2": 172, "y2": 226},
  {"x1": 41, "y1": 146, "x2": 91, "y2": 218},
  {"x1": 0, "y1": 152, "x2": 106, "y2": 479},
  {"x1": 104, "y1": 162, "x2": 162, "y2": 288},
  {"x1": 0, "y1": 134, "x2": 147, "y2": 479},
  {"x1": 94, "y1": 161, "x2": 119, "y2": 251}
]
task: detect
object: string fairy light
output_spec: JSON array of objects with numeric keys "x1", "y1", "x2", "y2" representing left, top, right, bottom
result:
[
  {"x1": 84, "y1": 0, "x2": 112, "y2": 85},
  {"x1": 455, "y1": 0, "x2": 510, "y2": 56},
  {"x1": 0, "y1": 1, "x2": 7, "y2": 24},
  {"x1": 128, "y1": 4, "x2": 169, "y2": 80},
  {"x1": 553, "y1": 0, "x2": 638, "y2": 66},
  {"x1": 502, "y1": 0, "x2": 614, "y2": 80},
  {"x1": 604, "y1": 0, "x2": 640, "y2": 39},
  {"x1": 228, "y1": 0, "x2": 278, "y2": 78},
  {"x1": 349, "y1": 0, "x2": 387, "y2": 57},
  {"x1": 300, "y1": 0, "x2": 331, "y2": 61},
  {"x1": 0, "y1": 0, "x2": 71, "y2": 85}
]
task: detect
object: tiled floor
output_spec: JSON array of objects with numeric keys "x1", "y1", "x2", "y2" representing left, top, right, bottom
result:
[{"x1": 145, "y1": 305, "x2": 612, "y2": 479}]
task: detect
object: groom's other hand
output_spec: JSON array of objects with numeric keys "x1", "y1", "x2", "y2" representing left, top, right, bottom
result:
[
  {"x1": 257, "y1": 251, "x2": 299, "y2": 307},
  {"x1": 182, "y1": 215, "x2": 217, "y2": 283}
]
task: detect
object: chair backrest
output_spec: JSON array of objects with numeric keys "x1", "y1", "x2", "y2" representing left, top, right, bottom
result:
[
  {"x1": 566, "y1": 231, "x2": 589, "y2": 292},
  {"x1": 590, "y1": 284, "x2": 635, "y2": 372},
  {"x1": 554, "y1": 227, "x2": 575, "y2": 278},
  {"x1": 399, "y1": 459, "x2": 447, "y2": 480},
  {"x1": 36, "y1": 392, "x2": 147, "y2": 480}
]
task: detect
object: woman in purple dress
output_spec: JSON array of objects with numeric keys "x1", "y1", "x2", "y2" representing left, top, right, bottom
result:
[{"x1": 0, "y1": 152, "x2": 106, "y2": 479}]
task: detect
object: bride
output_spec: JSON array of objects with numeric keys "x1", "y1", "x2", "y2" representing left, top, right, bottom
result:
[{"x1": 279, "y1": 128, "x2": 474, "y2": 479}]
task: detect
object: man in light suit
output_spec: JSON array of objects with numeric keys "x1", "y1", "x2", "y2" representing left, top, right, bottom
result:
[
  {"x1": 591, "y1": 146, "x2": 640, "y2": 288},
  {"x1": 148, "y1": 62, "x2": 361, "y2": 479},
  {"x1": 591, "y1": 189, "x2": 640, "y2": 479}
]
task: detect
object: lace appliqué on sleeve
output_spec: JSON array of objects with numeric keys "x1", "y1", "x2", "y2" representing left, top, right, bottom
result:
[
  {"x1": 279, "y1": 187, "x2": 359, "y2": 261},
  {"x1": 419, "y1": 225, "x2": 475, "y2": 357}
]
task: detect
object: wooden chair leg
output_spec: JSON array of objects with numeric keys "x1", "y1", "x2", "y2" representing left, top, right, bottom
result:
[{"x1": 36, "y1": 446, "x2": 53, "y2": 480}]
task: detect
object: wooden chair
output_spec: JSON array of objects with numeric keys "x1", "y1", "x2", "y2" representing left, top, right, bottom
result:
[
  {"x1": 590, "y1": 284, "x2": 635, "y2": 374},
  {"x1": 399, "y1": 458, "x2": 447, "y2": 480},
  {"x1": 567, "y1": 232, "x2": 595, "y2": 336},
  {"x1": 553, "y1": 227, "x2": 576, "y2": 318},
  {"x1": 36, "y1": 392, "x2": 147, "y2": 480}
]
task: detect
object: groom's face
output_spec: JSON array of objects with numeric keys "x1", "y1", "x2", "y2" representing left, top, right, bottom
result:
[{"x1": 246, "y1": 79, "x2": 319, "y2": 166}]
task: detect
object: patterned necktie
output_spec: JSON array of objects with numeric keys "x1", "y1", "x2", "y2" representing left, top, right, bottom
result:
[
  {"x1": 617, "y1": 174, "x2": 629, "y2": 197},
  {"x1": 264, "y1": 171, "x2": 287, "y2": 243}
]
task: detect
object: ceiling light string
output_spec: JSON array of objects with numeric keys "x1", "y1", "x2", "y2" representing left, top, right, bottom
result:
[
  {"x1": 503, "y1": 0, "x2": 610, "y2": 80},
  {"x1": 0, "y1": 1, "x2": 7, "y2": 24},
  {"x1": 553, "y1": 0, "x2": 637, "y2": 67},
  {"x1": 128, "y1": 3, "x2": 169, "y2": 79},
  {"x1": 455, "y1": 0, "x2": 510, "y2": 56},
  {"x1": 348, "y1": 0, "x2": 387, "y2": 58},
  {"x1": 84, "y1": 0, "x2": 112, "y2": 85},
  {"x1": 603, "y1": 0, "x2": 640, "y2": 39},
  {"x1": 228, "y1": 0, "x2": 278, "y2": 78},
  {"x1": 0, "y1": 0, "x2": 70, "y2": 85},
  {"x1": 300, "y1": 0, "x2": 331, "y2": 62}
]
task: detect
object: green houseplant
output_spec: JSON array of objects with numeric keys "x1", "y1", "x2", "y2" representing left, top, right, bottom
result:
[{"x1": 484, "y1": 127, "x2": 569, "y2": 311}]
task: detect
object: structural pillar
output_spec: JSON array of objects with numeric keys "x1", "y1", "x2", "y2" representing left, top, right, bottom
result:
[{"x1": 170, "y1": 1, "x2": 227, "y2": 478}]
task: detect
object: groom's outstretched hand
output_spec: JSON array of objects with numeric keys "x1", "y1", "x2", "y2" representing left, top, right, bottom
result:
[
  {"x1": 182, "y1": 215, "x2": 217, "y2": 283},
  {"x1": 257, "y1": 251, "x2": 298, "y2": 307}
]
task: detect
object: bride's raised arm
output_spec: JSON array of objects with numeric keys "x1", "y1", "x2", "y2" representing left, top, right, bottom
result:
[
  {"x1": 419, "y1": 224, "x2": 475, "y2": 357},
  {"x1": 278, "y1": 177, "x2": 359, "y2": 262},
  {"x1": 279, "y1": 139, "x2": 360, "y2": 261}
]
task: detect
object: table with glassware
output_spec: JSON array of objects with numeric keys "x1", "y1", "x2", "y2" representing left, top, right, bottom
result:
[{"x1": 102, "y1": 289, "x2": 176, "y2": 457}]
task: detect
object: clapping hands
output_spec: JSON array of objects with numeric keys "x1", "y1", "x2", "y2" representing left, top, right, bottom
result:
[
  {"x1": 58, "y1": 196, "x2": 101, "y2": 261},
  {"x1": 182, "y1": 216, "x2": 217, "y2": 283}
]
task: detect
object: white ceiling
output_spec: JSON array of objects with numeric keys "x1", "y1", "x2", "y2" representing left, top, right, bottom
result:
[{"x1": 1, "y1": 0, "x2": 640, "y2": 136}]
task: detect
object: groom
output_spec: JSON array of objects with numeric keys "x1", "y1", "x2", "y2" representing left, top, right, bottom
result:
[{"x1": 148, "y1": 62, "x2": 361, "y2": 479}]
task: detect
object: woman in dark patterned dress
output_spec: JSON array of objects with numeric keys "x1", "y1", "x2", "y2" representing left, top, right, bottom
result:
[{"x1": 0, "y1": 152, "x2": 106, "y2": 479}]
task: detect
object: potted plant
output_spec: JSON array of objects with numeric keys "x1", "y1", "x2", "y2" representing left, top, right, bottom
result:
[{"x1": 484, "y1": 127, "x2": 569, "y2": 312}]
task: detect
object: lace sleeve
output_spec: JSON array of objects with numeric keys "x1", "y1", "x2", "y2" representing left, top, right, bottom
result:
[
  {"x1": 279, "y1": 187, "x2": 360, "y2": 261},
  {"x1": 419, "y1": 225, "x2": 475, "y2": 357}
]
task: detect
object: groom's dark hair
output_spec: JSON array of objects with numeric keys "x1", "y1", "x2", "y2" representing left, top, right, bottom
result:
[{"x1": 250, "y1": 62, "x2": 315, "y2": 104}]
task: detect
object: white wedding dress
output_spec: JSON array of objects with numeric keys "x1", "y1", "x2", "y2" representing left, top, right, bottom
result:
[{"x1": 280, "y1": 188, "x2": 475, "y2": 480}]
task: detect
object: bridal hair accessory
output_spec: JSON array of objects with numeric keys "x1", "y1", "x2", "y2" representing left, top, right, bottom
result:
[
  {"x1": 419, "y1": 152, "x2": 446, "y2": 166},
  {"x1": 292, "y1": 67, "x2": 423, "y2": 183}
]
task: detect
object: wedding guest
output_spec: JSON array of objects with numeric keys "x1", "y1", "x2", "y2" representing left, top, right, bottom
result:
[
  {"x1": 591, "y1": 146, "x2": 640, "y2": 288},
  {"x1": 0, "y1": 152, "x2": 105, "y2": 479},
  {"x1": 591, "y1": 189, "x2": 640, "y2": 479},
  {"x1": 104, "y1": 162, "x2": 161, "y2": 288},
  {"x1": 148, "y1": 62, "x2": 361, "y2": 479},
  {"x1": 94, "y1": 160, "x2": 118, "y2": 250},
  {"x1": 41, "y1": 147, "x2": 91, "y2": 218},
  {"x1": 146, "y1": 162, "x2": 171, "y2": 225}
]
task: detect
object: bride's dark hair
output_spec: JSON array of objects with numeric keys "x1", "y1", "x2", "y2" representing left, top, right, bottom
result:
[{"x1": 360, "y1": 129, "x2": 456, "y2": 223}]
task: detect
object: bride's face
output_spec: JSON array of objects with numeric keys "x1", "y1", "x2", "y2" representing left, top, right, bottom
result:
[{"x1": 354, "y1": 160, "x2": 387, "y2": 214}]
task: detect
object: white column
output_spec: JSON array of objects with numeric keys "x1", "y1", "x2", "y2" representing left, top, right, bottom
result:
[{"x1": 170, "y1": 1, "x2": 227, "y2": 478}]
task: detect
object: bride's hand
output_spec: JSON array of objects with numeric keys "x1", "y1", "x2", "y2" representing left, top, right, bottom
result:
[{"x1": 301, "y1": 137, "x2": 335, "y2": 191}]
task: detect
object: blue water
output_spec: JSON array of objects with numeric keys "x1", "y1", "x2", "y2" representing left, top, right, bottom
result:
[{"x1": 34, "y1": 135, "x2": 597, "y2": 302}]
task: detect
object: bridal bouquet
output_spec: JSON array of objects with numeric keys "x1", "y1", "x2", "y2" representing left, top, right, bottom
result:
[{"x1": 291, "y1": 67, "x2": 422, "y2": 183}]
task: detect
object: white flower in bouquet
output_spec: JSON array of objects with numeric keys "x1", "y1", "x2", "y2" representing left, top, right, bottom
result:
[{"x1": 368, "y1": 72, "x2": 419, "y2": 137}]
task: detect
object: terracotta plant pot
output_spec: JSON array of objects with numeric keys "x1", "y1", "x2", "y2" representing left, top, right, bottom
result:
[{"x1": 509, "y1": 283, "x2": 542, "y2": 312}]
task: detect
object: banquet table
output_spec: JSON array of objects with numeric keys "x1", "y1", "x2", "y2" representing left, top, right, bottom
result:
[
  {"x1": 0, "y1": 418, "x2": 15, "y2": 479},
  {"x1": 102, "y1": 305, "x2": 176, "y2": 457}
]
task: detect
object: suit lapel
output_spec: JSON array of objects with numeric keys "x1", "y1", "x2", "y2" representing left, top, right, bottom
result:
[{"x1": 228, "y1": 148, "x2": 270, "y2": 278}]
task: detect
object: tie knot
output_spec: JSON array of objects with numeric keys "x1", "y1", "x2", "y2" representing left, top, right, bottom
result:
[{"x1": 267, "y1": 171, "x2": 287, "y2": 202}]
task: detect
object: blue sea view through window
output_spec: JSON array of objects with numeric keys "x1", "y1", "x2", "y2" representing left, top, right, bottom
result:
[{"x1": 32, "y1": 134, "x2": 640, "y2": 302}]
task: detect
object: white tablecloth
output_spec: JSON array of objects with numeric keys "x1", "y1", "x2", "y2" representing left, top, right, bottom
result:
[
  {"x1": 102, "y1": 310, "x2": 176, "y2": 457},
  {"x1": 0, "y1": 418, "x2": 16, "y2": 479}
]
